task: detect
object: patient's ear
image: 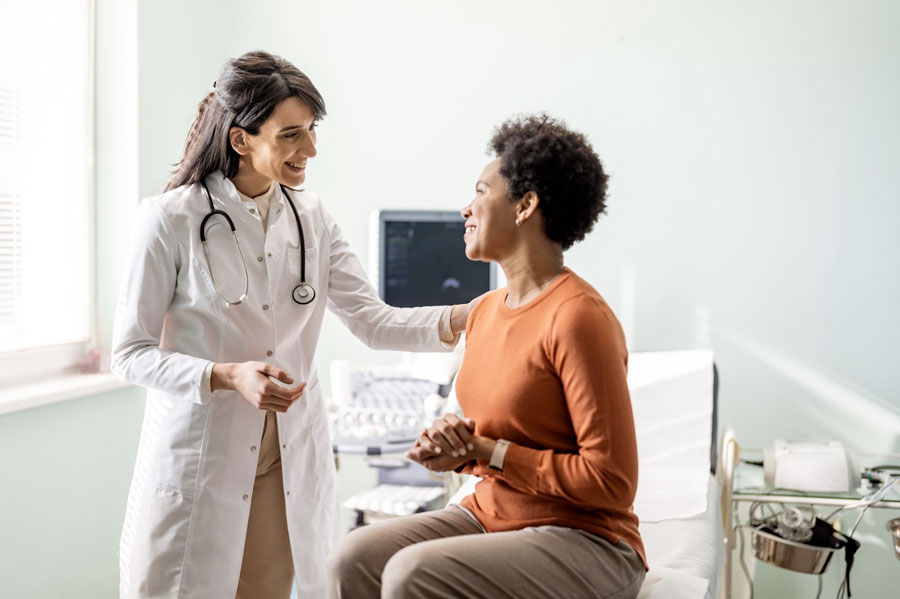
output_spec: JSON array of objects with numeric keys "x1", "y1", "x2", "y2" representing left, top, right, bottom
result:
[{"x1": 516, "y1": 191, "x2": 540, "y2": 224}]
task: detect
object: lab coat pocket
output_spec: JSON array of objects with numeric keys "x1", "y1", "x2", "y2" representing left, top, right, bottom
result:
[
  {"x1": 189, "y1": 254, "x2": 222, "y2": 309},
  {"x1": 306, "y1": 380, "x2": 337, "y2": 487},
  {"x1": 288, "y1": 245, "x2": 320, "y2": 293},
  {"x1": 149, "y1": 393, "x2": 209, "y2": 499},
  {"x1": 133, "y1": 490, "x2": 195, "y2": 596}
]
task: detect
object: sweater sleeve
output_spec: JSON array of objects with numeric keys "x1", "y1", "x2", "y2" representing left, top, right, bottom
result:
[{"x1": 480, "y1": 296, "x2": 639, "y2": 511}]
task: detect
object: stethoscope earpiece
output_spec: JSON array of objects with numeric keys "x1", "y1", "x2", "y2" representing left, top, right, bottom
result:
[{"x1": 200, "y1": 181, "x2": 316, "y2": 307}]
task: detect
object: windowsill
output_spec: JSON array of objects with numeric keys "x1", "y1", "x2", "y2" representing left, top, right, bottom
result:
[{"x1": 0, "y1": 372, "x2": 132, "y2": 416}]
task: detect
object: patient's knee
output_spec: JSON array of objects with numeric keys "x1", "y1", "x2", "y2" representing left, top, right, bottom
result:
[
  {"x1": 381, "y1": 543, "x2": 446, "y2": 599},
  {"x1": 328, "y1": 526, "x2": 381, "y2": 597},
  {"x1": 328, "y1": 528, "x2": 361, "y2": 574}
]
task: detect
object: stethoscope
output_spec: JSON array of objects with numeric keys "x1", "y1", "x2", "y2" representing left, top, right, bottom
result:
[{"x1": 199, "y1": 181, "x2": 316, "y2": 307}]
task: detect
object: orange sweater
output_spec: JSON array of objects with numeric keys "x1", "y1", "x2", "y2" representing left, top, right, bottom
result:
[{"x1": 457, "y1": 269, "x2": 646, "y2": 568}]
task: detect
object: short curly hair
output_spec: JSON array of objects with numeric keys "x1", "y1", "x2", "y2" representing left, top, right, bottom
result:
[{"x1": 488, "y1": 113, "x2": 608, "y2": 250}]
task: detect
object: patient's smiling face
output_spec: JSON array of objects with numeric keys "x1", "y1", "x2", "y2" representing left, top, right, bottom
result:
[{"x1": 460, "y1": 158, "x2": 520, "y2": 263}]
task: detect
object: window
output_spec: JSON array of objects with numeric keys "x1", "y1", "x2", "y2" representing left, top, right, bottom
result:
[{"x1": 0, "y1": 0, "x2": 94, "y2": 386}]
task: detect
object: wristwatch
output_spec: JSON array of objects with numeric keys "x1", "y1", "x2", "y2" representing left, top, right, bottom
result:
[{"x1": 488, "y1": 439, "x2": 511, "y2": 472}]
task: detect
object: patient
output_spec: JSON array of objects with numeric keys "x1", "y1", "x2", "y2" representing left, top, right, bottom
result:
[{"x1": 328, "y1": 114, "x2": 646, "y2": 599}]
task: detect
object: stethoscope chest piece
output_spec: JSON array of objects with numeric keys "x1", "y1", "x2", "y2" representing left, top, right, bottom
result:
[{"x1": 292, "y1": 283, "x2": 316, "y2": 305}]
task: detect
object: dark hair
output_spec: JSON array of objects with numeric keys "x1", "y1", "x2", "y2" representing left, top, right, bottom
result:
[
  {"x1": 166, "y1": 51, "x2": 326, "y2": 191},
  {"x1": 488, "y1": 113, "x2": 607, "y2": 250}
]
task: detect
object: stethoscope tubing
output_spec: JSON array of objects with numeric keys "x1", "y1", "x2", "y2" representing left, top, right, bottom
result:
[{"x1": 200, "y1": 181, "x2": 315, "y2": 306}]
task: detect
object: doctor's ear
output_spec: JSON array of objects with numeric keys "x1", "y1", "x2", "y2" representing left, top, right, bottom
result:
[{"x1": 229, "y1": 127, "x2": 251, "y2": 156}]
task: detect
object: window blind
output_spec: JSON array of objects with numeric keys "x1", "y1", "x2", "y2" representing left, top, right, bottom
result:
[
  {"x1": 0, "y1": 86, "x2": 22, "y2": 326},
  {"x1": 0, "y1": 0, "x2": 92, "y2": 356}
]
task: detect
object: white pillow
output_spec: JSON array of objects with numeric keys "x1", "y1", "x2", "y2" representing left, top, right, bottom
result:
[{"x1": 629, "y1": 350, "x2": 715, "y2": 521}]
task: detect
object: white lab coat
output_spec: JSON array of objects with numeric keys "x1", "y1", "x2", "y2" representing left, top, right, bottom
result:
[{"x1": 112, "y1": 172, "x2": 448, "y2": 598}]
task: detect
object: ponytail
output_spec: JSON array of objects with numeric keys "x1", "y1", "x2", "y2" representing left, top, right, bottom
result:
[
  {"x1": 183, "y1": 92, "x2": 215, "y2": 164},
  {"x1": 166, "y1": 92, "x2": 232, "y2": 191}
]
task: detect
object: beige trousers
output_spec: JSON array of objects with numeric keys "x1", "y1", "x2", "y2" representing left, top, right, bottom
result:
[
  {"x1": 236, "y1": 411, "x2": 295, "y2": 599},
  {"x1": 328, "y1": 504, "x2": 645, "y2": 599}
]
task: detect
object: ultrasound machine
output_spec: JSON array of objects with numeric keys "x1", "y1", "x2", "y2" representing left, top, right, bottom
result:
[{"x1": 329, "y1": 210, "x2": 496, "y2": 526}]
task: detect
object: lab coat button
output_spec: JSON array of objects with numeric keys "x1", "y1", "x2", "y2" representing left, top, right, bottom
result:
[
  {"x1": 242, "y1": 494, "x2": 249, "y2": 501},
  {"x1": 249, "y1": 208, "x2": 256, "y2": 214},
  {"x1": 266, "y1": 351, "x2": 273, "y2": 356},
  {"x1": 257, "y1": 256, "x2": 264, "y2": 262},
  {"x1": 286, "y1": 491, "x2": 291, "y2": 496},
  {"x1": 251, "y1": 445, "x2": 257, "y2": 451},
  {"x1": 282, "y1": 444, "x2": 287, "y2": 449},
  {"x1": 262, "y1": 304, "x2": 269, "y2": 310},
  {"x1": 267, "y1": 252, "x2": 273, "y2": 258}
]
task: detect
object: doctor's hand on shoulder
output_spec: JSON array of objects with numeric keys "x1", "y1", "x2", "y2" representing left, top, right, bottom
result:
[
  {"x1": 449, "y1": 292, "x2": 488, "y2": 335},
  {"x1": 211, "y1": 362, "x2": 306, "y2": 413}
]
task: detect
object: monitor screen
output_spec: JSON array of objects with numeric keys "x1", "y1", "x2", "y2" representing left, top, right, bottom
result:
[{"x1": 373, "y1": 210, "x2": 495, "y2": 307}]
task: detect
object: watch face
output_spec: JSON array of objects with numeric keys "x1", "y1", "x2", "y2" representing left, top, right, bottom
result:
[{"x1": 488, "y1": 439, "x2": 509, "y2": 471}]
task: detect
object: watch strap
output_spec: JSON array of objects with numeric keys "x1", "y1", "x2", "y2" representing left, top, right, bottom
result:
[{"x1": 489, "y1": 439, "x2": 511, "y2": 471}]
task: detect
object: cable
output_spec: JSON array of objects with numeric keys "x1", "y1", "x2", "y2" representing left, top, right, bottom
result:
[
  {"x1": 871, "y1": 464, "x2": 900, "y2": 475},
  {"x1": 832, "y1": 499, "x2": 871, "y2": 599},
  {"x1": 847, "y1": 507, "x2": 867, "y2": 538},
  {"x1": 815, "y1": 574, "x2": 823, "y2": 599},
  {"x1": 824, "y1": 475, "x2": 897, "y2": 523}
]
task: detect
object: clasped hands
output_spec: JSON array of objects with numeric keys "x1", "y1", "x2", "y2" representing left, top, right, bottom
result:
[
  {"x1": 405, "y1": 414, "x2": 496, "y2": 472},
  {"x1": 211, "y1": 361, "x2": 306, "y2": 412}
]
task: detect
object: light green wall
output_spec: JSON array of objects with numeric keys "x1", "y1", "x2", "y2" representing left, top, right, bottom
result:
[
  {"x1": 0, "y1": 386, "x2": 145, "y2": 598},
  {"x1": 136, "y1": 2, "x2": 900, "y2": 451},
  {"x1": 1, "y1": 1, "x2": 898, "y2": 597}
]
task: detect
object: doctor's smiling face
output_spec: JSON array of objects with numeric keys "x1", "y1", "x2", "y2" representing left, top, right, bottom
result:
[{"x1": 229, "y1": 96, "x2": 318, "y2": 195}]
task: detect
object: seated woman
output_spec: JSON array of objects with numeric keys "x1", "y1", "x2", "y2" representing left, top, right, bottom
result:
[{"x1": 328, "y1": 114, "x2": 646, "y2": 599}]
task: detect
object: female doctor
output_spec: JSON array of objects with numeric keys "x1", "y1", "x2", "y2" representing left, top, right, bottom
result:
[{"x1": 111, "y1": 51, "x2": 471, "y2": 599}]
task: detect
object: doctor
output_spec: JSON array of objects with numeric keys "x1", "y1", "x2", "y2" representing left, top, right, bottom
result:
[{"x1": 112, "y1": 50, "x2": 472, "y2": 599}]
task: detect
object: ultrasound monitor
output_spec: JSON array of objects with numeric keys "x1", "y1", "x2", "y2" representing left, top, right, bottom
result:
[{"x1": 370, "y1": 210, "x2": 496, "y2": 307}]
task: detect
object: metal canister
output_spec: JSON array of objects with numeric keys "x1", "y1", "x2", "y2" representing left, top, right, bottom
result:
[
  {"x1": 887, "y1": 518, "x2": 900, "y2": 562},
  {"x1": 752, "y1": 528, "x2": 841, "y2": 574}
]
